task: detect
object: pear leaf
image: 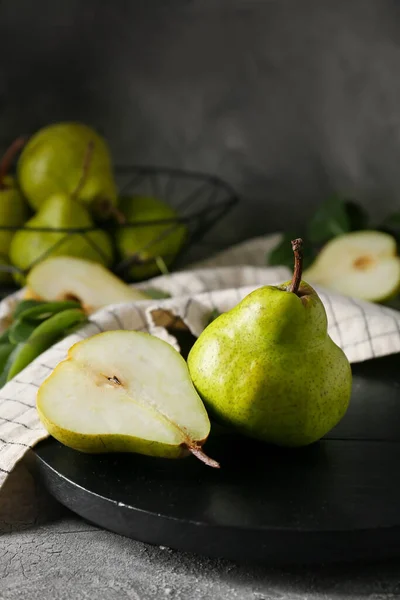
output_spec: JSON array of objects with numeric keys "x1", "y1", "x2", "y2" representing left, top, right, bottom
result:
[
  {"x1": 207, "y1": 309, "x2": 222, "y2": 325},
  {"x1": 9, "y1": 318, "x2": 37, "y2": 344},
  {"x1": 19, "y1": 301, "x2": 82, "y2": 322},
  {"x1": 6, "y1": 308, "x2": 87, "y2": 382},
  {"x1": 0, "y1": 343, "x2": 15, "y2": 374},
  {"x1": 307, "y1": 195, "x2": 350, "y2": 244},
  {"x1": 0, "y1": 344, "x2": 23, "y2": 388},
  {"x1": 144, "y1": 288, "x2": 172, "y2": 300},
  {"x1": 0, "y1": 328, "x2": 10, "y2": 344},
  {"x1": 382, "y1": 296, "x2": 400, "y2": 311},
  {"x1": 380, "y1": 212, "x2": 400, "y2": 234},
  {"x1": 378, "y1": 213, "x2": 400, "y2": 250},
  {"x1": 345, "y1": 201, "x2": 369, "y2": 231},
  {"x1": 13, "y1": 300, "x2": 46, "y2": 320}
]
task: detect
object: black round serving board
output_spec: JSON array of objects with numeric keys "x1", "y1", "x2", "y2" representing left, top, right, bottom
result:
[{"x1": 32, "y1": 353, "x2": 400, "y2": 565}]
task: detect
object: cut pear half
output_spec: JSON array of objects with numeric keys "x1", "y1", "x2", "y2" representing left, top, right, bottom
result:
[
  {"x1": 304, "y1": 230, "x2": 400, "y2": 302},
  {"x1": 27, "y1": 256, "x2": 150, "y2": 314},
  {"x1": 37, "y1": 330, "x2": 219, "y2": 467}
]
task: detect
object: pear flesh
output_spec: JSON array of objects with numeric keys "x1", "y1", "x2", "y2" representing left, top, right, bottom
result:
[
  {"x1": 304, "y1": 230, "x2": 400, "y2": 302},
  {"x1": 188, "y1": 239, "x2": 352, "y2": 448},
  {"x1": 27, "y1": 256, "x2": 150, "y2": 314},
  {"x1": 37, "y1": 331, "x2": 218, "y2": 466}
]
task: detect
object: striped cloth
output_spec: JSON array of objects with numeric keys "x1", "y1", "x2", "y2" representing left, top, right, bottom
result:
[{"x1": 0, "y1": 233, "x2": 400, "y2": 488}]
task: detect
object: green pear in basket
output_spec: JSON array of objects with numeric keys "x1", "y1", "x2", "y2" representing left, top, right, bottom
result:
[
  {"x1": 9, "y1": 192, "x2": 113, "y2": 285},
  {"x1": 10, "y1": 142, "x2": 114, "y2": 285},
  {"x1": 0, "y1": 138, "x2": 31, "y2": 282},
  {"x1": 115, "y1": 195, "x2": 188, "y2": 280},
  {"x1": 17, "y1": 122, "x2": 118, "y2": 220}
]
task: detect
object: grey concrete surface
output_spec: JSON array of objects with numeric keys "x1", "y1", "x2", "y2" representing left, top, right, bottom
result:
[
  {"x1": 2, "y1": 0, "x2": 400, "y2": 249},
  {"x1": 1, "y1": 459, "x2": 400, "y2": 600}
]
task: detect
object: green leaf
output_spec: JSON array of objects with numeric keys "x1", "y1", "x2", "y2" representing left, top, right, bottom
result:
[
  {"x1": 19, "y1": 301, "x2": 82, "y2": 322},
  {"x1": 6, "y1": 308, "x2": 87, "y2": 382},
  {"x1": 8, "y1": 318, "x2": 38, "y2": 344},
  {"x1": 0, "y1": 344, "x2": 23, "y2": 388},
  {"x1": 377, "y1": 214, "x2": 400, "y2": 249},
  {"x1": 0, "y1": 343, "x2": 15, "y2": 374},
  {"x1": 268, "y1": 233, "x2": 315, "y2": 270},
  {"x1": 268, "y1": 233, "x2": 297, "y2": 269},
  {"x1": 381, "y1": 296, "x2": 400, "y2": 311},
  {"x1": 13, "y1": 300, "x2": 46, "y2": 320},
  {"x1": 307, "y1": 195, "x2": 351, "y2": 244},
  {"x1": 207, "y1": 308, "x2": 221, "y2": 325},
  {"x1": 144, "y1": 288, "x2": 172, "y2": 300},
  {"x1": 155, "y1": 256, "x2": 170, "y2": 275},
  {"x1": 345, "y1": 201, "x2": 369, "y2": 231},
  {"x1": 0, "y1": 328, "x2": 10, "y2": 344},
  {"x1": 380, "y1": 212, "x2": 400, "y2": 233}
]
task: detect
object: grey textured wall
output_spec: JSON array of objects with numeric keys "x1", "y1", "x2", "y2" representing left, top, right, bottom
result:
[{"x1": 1, "y1": 0, "x2": 400, "y2": 250}]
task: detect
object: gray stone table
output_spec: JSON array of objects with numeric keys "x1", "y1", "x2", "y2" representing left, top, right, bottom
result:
[{"x1": 1, "y1": 457, "x2": 400, "y2": 600}]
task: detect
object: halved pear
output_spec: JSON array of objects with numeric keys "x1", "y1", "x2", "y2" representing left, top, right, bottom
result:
[
  {"x1": 303, "y1": 230, "x2": 400, "y2": 302},
  {"x1": 26, "y1": 256, "x2": 150, "y2": 314},
  {"x1": 36, "y1": 330, "x2": 219, "y2": 467}
]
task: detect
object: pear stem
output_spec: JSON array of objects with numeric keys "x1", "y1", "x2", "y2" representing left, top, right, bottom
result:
[
  {"x1": 72, "y1": 140, "x2": 94, "y2": 200},
  {"x1": 107, "y1": 202, "x2": 127, "y2": 225},
  {"x1": 288, "y1": 237, "x2": 303, "y2": 295},
  {"x1": 0, "y1": 136, "x2": 26, "y2": 190},
  {"x1": 187, "y1": 443, "x2": 220, "y2": 468},
  {"x1": 92, "y1": 197, "x2": 127, "y2": 224}
]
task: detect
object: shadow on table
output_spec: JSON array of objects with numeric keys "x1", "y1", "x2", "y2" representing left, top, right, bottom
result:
[
  {"x1": 0, "y1": 451, "x2": 67, "y2": 534},
  {"x1": 2, "y1": 457, "x2": 400, "y2": 598}
]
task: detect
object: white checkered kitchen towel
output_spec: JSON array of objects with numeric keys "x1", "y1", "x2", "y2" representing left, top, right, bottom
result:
[{"x1": 0, "y1": 233, "x2": 400, "y2": 487}]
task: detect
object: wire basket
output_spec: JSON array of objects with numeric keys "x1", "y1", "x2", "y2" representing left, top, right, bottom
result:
[{"x1": 0, "y1": 165, "x2": 239, "y2": 295}]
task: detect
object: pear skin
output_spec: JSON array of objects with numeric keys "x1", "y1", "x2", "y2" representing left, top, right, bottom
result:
[
  {"x1": 188, "y1": 239, "x2": 352, "y2": 447},
  {"x1": 0, "y1": 139, "x2": 31, "y2": 282},
  {"x1": 9, "y1": 193, "x2": 113, "y2": 284},
  {"x1": 18, "y1": 122, "x2": 117, "y2": 212},
  {"x1": 115, "y1": 195, "x2": 187, "y2": 280}
]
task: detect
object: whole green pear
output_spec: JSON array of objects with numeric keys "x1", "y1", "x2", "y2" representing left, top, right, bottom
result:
[
  {"x1": 0, "y1": 175, "x2": 30, "y2": 283},
  {"x1": 188, "y1": 239, "x2": 352, "y2": 447},
  {"x1": 0, "y1": 138, "x2": 31, "y2": 282},
  {"x1": 9, "y1": 192, "x2": 113, "y2": 285},
  {"x1": 17, "y1": 122, "x2": 117, "y2": 215},
  {"x1": 115, "y1": 195, "x2": 187, "y2": 280}
]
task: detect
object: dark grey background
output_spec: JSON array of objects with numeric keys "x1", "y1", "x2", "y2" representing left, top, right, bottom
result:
[{"x1": 1, "y1": 0, "x2": 400, "y2": 251}]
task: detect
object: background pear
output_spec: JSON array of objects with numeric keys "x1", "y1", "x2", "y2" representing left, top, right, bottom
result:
[
  {"x1": 26, "y1": 256, "x2": 150, "y2": 314},
  {"x1": 303, "y1": 230, "x2": 400, "y2": 303},
  {"x1": 9, "y1": 193, "x2": 113, "y2": 285},
  {"x1": 17, "y1": 122, "x2": 118, "y2": 216},
  {"x1": 188, "y1": 239, "x2": 352, "y2": 448},
  {"x1": 115, "y1": 195, "x2": 188, "y2": 280},
  {"x1": 0, "y1": 138, "x2": 30, "y2": 282}
]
